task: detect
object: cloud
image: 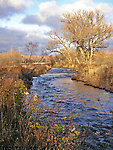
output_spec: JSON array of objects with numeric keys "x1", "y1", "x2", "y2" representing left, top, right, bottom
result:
[
  {"x1": 61, "y1": 0, "x2": 94, "y2": 13},
  {"x1": 0, "y1": 0, "x2": 32, "y2": 18},
  {"x1": 96, "y1": 3, "x2": 113, "y2": 14},
  {"x1": 23, "y1": 0, "x2": 113, "y2": 29},
  {"x1": 6, "y1": 22, "x2": 51, "y2": 39},
  {"x1": 0, "y1": 27, "x2": 26, "y2": 51},
  {"x1": 23, "y1": 1, "x2": 61, "y2": 28},
  {"x1": 23, "y1": 14, "x2": 61, "y2": 28},
  {"x1": 0, "y1": 27, "x2": 49, "y2": 54},
  {"x1": 1, "y1": 0, "x2": 113, "y2": 53}
]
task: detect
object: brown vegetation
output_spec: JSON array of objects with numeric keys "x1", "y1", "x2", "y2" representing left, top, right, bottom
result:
[
  {"x1": 0, "y1": 50, "x2": 22, "y2": 66},
  {"x1": 0, "y1": 51, "x2": 88, "y2": 149},
  {"x1": 72, "y1": 50, "x2": 113, "y2": 92},
  {"x1": 0, "y1": 50, "x2": 50, "y2": 89},
  {"x1": 0, "y1": 8, "x2": 113, "y2": 149},
  {"x1": 47, "y1": 9, "x2": 113, "y2": 93}
]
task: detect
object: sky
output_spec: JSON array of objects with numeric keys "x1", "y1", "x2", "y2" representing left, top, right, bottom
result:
[{"x1": 0, "y1": 0, "x2": 113, "y2": 54}]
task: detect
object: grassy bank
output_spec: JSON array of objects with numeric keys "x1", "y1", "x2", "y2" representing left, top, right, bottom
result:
[
  {"x1": 52, "y1": 49, "x2": 113, "y2": 93},
  {"x1": 0, "y1": 50, "x2": 51, "y2": 89},
  {"x1": 71, "y1": 50, "x2": 113, "y2": 93},
  {"x1": 0, "y1": 51, "x2": 89, "y2": 149}
]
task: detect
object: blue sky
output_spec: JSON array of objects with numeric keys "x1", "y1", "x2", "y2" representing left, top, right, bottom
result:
[{"x1": 0, "y1": 0, "x2": 113, "y2": 54}]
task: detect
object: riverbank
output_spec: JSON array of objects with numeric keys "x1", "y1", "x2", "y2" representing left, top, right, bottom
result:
[
  {"x1": 0, "y1": 64, "x2": 51, "y2": 89},
  {"x1": 0, "y1": 65, "x2": 87, "y2": 149},
  {"x1": 61, "y1": 50, "x2": 112, "y2": 93},
  {"x1": 71, "y1": 69, "x2": 113, "y2": 93},
  {"x1": 19, "y1": 64, "x2": 51, "y2": 89},
  {"x1": 71, "y1": 64, "x2": 113, "y2": 93},
  {"x1": 53, "y1": 50, "x2": 113, "y2": 93}
]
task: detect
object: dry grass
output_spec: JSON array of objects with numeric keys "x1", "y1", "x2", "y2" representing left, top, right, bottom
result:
[
  {"x1": 93, "y1": 50, "x2": 113, "y2": 66},
  {"x1": 0, "y1": 50, "x2": 22, "y2": 66},
  {"x1": 72, "y1": 49, "x2": 113, "y2": 92},
  {"x1": 1, "y1": 49, "x2": 113, "y2": 149},
  {"x1": 0, "y1": 50, "x2": 51, "y2": 89},
  {"x1": 0, "y1": 50, "x2": 88, "y2": 149},
  {"x1": 0, "y1": 62, "x2": 86, "y2": 149}
]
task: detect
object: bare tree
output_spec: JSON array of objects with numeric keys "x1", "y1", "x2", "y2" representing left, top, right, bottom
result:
[
  {"x1": 25, "y1": 41, "x2": 38, "y2": 62},
  {"x1": 61, "y1": 9, "x2": 113, "y2": 63},
  {"x1": 47, "y1": 9, "x2": 113, "y2": 64},
  {"x1": 47, "y1": 31, "x2": 80, "y2": 64}
]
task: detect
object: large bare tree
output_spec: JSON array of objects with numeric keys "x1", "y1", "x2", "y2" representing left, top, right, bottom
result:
[
  {"x1": 61, "y1": 9, "x2": 113, "y2": 63},
  {"x1": 47, "y1": 9, "x2": 113, "y2": 64}
]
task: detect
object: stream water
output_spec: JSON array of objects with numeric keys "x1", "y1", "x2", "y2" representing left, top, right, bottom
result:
[{"x1": 30, "y1": 67, "x2": 113, "y2": 149}]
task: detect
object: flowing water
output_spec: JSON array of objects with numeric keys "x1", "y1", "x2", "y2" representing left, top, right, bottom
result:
[{"x1": 31, "y1": 67, "x2": 113, "y2": 149}]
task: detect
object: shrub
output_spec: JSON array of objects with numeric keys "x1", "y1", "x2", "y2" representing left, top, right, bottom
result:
[{"x1": 0, "y1": 51, "x2": 22, "y2": 66}]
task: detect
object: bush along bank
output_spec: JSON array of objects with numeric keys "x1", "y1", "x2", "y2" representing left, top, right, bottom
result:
[
  {"x1": 72, "y1": 63, "x2": 113, "y2": 93},
  {"x1": 0, "y1": 64, "x2": 50, "y2": 89},
  {"x1": 19, "y1": 64, "x2": 51, "y2": 89}
]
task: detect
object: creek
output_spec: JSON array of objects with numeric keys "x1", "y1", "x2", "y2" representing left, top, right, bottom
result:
[{"x1": 31, "y1": 67, "x2": 113, "y2": 149}]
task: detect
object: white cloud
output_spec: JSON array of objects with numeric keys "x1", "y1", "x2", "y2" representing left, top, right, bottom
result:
[
  {"x1": 97, "y1": 3, "x2": 113, "y2": 14},
  {"x1": 0, "y1": 0, "x2": 32, "y2": 9},
  {"x1": 61, "y1": 0, "x2": 94, "y2": 13},
  {"x1": 39, "y1": 1, "x2": 58, "y2": 15},
  {"x1": 7, "y1": 23, "x2": 50, "y2": 38},
  {"x1": 79, "y1": 0, "x2": 94, "y2": 5},
  {"x1": 22, "y1": 0, "x2": 95, "y2": 27},
  {"x1": 38, "y1": 1, "x2": 60, "y2": 23},
  {"x1": 1, "y1": 0, "x2": 113, "y2": 52},
  {"x1": 0, "y1": 0, "x2": 33, "y2": 18}
]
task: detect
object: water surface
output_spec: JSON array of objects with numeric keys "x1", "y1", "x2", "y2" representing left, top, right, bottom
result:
[
  {"x1": 31, "y1": 67, "x2": 113, "y2": 123},
  {"x1": 31, "y1": 67, "x2": 113, "y2": 148}
]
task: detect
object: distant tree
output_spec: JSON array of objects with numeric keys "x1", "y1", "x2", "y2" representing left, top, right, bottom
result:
[
  {"x1": 47, "y1": 9, "x2": 113, "y2": 64},
  {"x1": 25, "y1": 41, "x2": 38, "y2": 62}
]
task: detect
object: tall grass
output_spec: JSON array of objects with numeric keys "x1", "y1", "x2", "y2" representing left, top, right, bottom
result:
[
  {"x1": 71, "y1": 50, "x2": 113, "y2": 92},
  {"x1": 0, "y1": 51, "x2": 87, "y2": 149},
  {"x1": 0, "y1": 77, "x2": 87, "y2": 149}
]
